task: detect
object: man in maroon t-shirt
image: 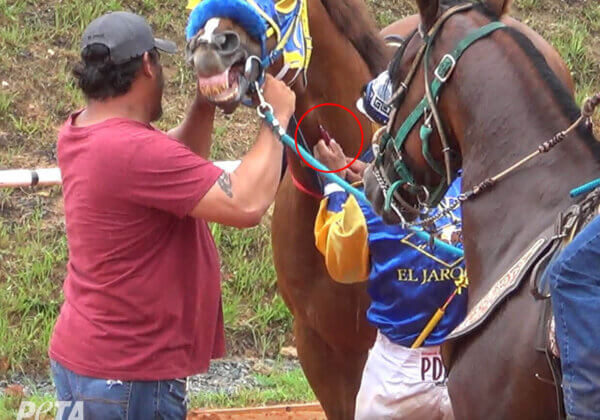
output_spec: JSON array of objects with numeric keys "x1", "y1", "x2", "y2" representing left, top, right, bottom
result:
[{"x1": 48, "y1": 11, "x2": 295, "y2": 419}]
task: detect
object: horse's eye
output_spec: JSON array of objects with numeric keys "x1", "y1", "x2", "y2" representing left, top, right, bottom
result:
[{"x1": 216, "y1": 31, "x2": 241, "y2": 54}]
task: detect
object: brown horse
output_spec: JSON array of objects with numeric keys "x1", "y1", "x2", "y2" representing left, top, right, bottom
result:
[
  {"x1": 186, "y1": 1, "x2": 574, "y2": 418},
  {"x1": 364, "y1": 0, "x2": 598, "y2": 418},
  {"x1": 188, "y1": 2, "x2": 386, "y2": 418}
]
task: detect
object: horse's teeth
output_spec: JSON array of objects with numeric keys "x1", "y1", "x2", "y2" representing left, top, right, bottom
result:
[{"x1": 197, "y1": 78, "x2": 234, "y2": 100}]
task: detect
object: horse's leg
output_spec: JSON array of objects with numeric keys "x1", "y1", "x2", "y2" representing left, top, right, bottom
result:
[
  {"x1": 447, "y1": 289, "x2": 558, "y2": 419},
  {"x1": 295, "y1": 318, "x2": 368, "y2": 420}
]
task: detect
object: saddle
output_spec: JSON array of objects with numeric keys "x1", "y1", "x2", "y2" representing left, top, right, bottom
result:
[
  {"x1": 445, "y1": 186, "x2": 600, "y2": 420},
  {"x1": 530, "y1": 186, "x2": 600, "y2": 420}
]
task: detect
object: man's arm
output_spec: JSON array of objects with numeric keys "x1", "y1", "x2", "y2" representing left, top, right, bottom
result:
[
  {"x1": 168, "y1": 96, "x2": 216, "y2": 158},
  {"x1": 189, "y1": 75, "x2": 295, "y2": 228}
]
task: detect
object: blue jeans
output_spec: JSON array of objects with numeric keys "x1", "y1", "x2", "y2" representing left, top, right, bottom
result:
[
  {"x1": 50, "y1": 359, "x2": 187, "y2": 419},
  {"x1": 546, "y1": 215, "x2": 600, "y2": 420}
]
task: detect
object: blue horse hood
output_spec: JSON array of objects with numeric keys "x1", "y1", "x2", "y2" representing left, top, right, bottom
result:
[{"x1": 186, "y1": 0, "x2": 272, "y2": 41}]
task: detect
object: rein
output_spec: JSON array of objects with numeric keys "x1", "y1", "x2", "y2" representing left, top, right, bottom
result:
[
  {"x1": 252, "y1": 82, "x2": 465, "y2": 257},
  {"x1": 376, "y1": 5, "x2": 506, "y2": 219},
  {"x1": 412, "y1": 94, "x2": 600, "y2": 225},
  {"x1": 374, "y1": 4, "x2": 600, "y2": 229},
  {"x1": 460, "y1": 94, "x2": 600, "y2": 202}
]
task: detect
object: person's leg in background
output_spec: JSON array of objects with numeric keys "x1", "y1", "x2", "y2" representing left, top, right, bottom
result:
[{"x1": 547, "y1": 215, "x2": 600, "y2": 419}]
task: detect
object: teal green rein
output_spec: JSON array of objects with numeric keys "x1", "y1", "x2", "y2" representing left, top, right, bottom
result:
[
  {"x1": 571, "y1": 178, "x2": 600, "y2": 198},
  {"x1": 260, "y1": 109, "x2": 465, "y2": 258},
  {"x1": 379, "y1": 21, "x2": 507, "y2": 210}
]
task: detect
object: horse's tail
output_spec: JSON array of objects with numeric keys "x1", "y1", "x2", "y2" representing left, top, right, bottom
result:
[{"x1": 320, "y1": 0, "x2": 387, "y2": 76}]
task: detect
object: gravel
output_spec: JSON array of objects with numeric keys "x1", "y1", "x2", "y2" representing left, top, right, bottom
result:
[{"x1": 0, "y1": 358, "x2": 301, "y2": 398}]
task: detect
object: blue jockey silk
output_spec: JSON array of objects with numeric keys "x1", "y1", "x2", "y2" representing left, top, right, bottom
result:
[{"x1": 318, "y1": 178, "x2": 467, "y2": 347}]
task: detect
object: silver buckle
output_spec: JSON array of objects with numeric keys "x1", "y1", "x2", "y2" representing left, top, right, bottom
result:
[{"x1": 434, "y1": 54, "x2": 457, "y2": 83}]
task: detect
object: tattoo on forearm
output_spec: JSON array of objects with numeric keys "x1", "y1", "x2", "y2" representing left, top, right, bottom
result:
[{"x1": 217, "y1": 172, "x2": 233, "y2": 198}]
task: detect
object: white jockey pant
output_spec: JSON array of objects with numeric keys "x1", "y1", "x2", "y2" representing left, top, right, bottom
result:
[{"x1": 355, "y1": 331, "x2": 454, "y2": 420}]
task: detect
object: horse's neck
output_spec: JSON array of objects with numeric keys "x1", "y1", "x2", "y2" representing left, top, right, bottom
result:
[
  {"x1": 285, "y1": 0, "x2": 376, "y2": 190},
  {"x1": 455, "y1": 56, "x2": 600, "y2": 304}
]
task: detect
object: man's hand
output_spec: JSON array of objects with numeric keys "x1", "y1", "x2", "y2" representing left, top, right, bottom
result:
[
  {"x1": 262, "y1": 75, "x2": 295, "y2": 128},
  {"x1": 189, "y1": 75, "x2": 295, "y2": 228},
  {"x1": 313, "y1": 139, "x2": 347, "y2": 179},
  {"x1": 346, "y1": 158, "x2": 367, "y2": 183}
]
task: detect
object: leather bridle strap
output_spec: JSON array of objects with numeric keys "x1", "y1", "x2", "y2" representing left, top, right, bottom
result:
[
  {"x1": 386, "y1": 3, "x2": 474, "y2": 112},
  {"x1": 384, "y1": 3, "x2": 476, "y2": 186},
  {"x1": 382, "y1": 21, "x2": 506, "y2": 211}
]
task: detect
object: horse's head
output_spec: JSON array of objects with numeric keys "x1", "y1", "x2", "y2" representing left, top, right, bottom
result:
[
  {"x1": 185, "y1": 0, "x2": 312, "y2": 114},
  {"x1": 186, "y1": 15, "x2": 264, "y2": 113},
  {"x1": 364, "y1": 0, "x2": 512, "y2": 224}
]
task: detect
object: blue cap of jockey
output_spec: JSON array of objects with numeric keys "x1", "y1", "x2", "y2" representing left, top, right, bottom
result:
[{"x1": 356, "y1": 70, "x2": 394, "y2": 126}]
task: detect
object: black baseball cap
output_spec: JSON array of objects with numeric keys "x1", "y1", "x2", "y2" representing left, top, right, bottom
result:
[{"x1": 81, "y1": 11, "x2": 177, "y2": 64}]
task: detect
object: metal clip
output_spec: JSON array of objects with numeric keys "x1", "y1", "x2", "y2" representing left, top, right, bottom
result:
[
  {"x1": 562, "y1": 205, "x2": 580, "y2": 233},
  {"x1": 434, "y1": 54, "x2": 457, "y2": 83},
  {"x1": 415, "y1": 185, "x2": 431, "y2": 208},
  {"x1": 423, "y1": 108, "x2": 433, "y2": 128},
  {"x1": 254, "y1": 82, "x2": 274, "y2": 119},
  {"x1": 244, "y1": 55, "x2": 263, "y2": 84}
]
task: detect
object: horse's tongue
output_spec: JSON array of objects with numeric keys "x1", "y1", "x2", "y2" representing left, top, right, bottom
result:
[{"x1": 197, "y1": 71, "x2": 228, "y2": 88}]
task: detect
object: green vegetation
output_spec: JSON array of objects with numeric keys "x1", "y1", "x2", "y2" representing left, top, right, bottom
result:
[
  {"x1": 0, "y1": 365, "x2": 313, "y2": 418},
  {"x1": 0, "y1": 391, "x2": 55, "y2": 420},
  {"x1": 512, "y1": 1, "x2": 600, "y2": 106},
  {"x1": 191, "y1": 366, "x2": 315, "y2": 408},
  {"x1": 212, "y1": 223, "x2": 292, "y2": 357},
  {"x1": 0, "y1": 0, "x2": 599, "y2": 413},
  {"x1": 0, "y1": 0, "x2": 291, "y2": 379},
  {"x1": 513, "y1": 0, "x2": 539, "y2": 13},
  {"x1": 0, "y1": 193, "x2": 65, "y2": 375}
]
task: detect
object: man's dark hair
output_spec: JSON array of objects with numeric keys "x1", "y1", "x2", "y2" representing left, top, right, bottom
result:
[{"x1": 72, "y1": 44, "x2": 159, "y2": 100}]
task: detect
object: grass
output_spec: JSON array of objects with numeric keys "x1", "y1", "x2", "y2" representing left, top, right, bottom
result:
[
  {"x1": 549, "y1": 19, "x2": 595, "y2": 95},
  {"x1": 0, "y1": 365, "x2": 314, "y2": 418},
  {"x1": 583, "y1": 2, "x2": 600, "y2": 33},
  {"x1": 211, "y1": 223, "x2": 292, "y2": 357},
  {"x1": 0, "y1": 391, "x2": 55, "y2": 420},
  {"x1": 0, "y1": 0, "x2": 290, "y2": 377},
  {"x1": 0, "y1": 194, "x2": 65, "y2": 375},
  {"x1": 190, "y1": 366, "x2": 315, "y2": 409},
  {"x1": 0, "y1": 0, "x2": 599, "y2": 412},
  {"x1": 512, "y1": 1, "x2": 600, "y2": 117},
  {"x1": 0, "y1": 91, "x2": 16, "y2": 122},
  {"x1": 513, "y1": 0, "x2": 540, "y2": 13}
]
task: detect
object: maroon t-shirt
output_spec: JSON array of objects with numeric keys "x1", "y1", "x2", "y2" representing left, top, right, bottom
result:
[{"x1": 49, "y1": 111, "x2": 225, "y2": 380}]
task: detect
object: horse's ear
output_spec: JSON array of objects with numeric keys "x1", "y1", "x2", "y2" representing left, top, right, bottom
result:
[
  {"x1": 485, "y1": 0, "x2": 513, "y2": 16},
  {"x1": 416, "y1": 0, "x2": 439, "y2": 31}
]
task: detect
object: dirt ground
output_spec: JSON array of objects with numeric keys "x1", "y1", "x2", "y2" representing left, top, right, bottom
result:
[{"x1": 0, "y1": 0, "x2": 598, "y2": 375}]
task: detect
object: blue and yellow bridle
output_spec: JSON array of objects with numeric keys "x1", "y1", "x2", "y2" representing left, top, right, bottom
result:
[{"x1": 186, "y1": 0, "x2": 312, "y2": 84}]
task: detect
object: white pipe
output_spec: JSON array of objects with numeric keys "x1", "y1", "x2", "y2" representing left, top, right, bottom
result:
[
  {"x1": 0, "y1": 168, "x2": 62, "y2": 188},
  {"x1": 0, "y1": 160, "x2": 242, "y2": 189},
  {"x1": 213, "y1": 160, "x2": 242, "y2": 173}
]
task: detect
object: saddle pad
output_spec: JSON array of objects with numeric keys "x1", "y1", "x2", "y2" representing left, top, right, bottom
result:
[{"x1": 446, "y1": 236, "x2": 549, "y2": 340}]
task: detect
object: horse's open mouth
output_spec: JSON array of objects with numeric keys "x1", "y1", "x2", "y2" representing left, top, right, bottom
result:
[{"x1": 196, "y1": 62, "x2": 248, "y2": 111}]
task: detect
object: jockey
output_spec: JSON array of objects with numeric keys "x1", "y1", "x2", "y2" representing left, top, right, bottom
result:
[
  {"x1": 313, "y1": 71, "x2": 466, "y2": 420},
  {"x1": 543, "y1": 214, "x2": 600, "y2": 419}
]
